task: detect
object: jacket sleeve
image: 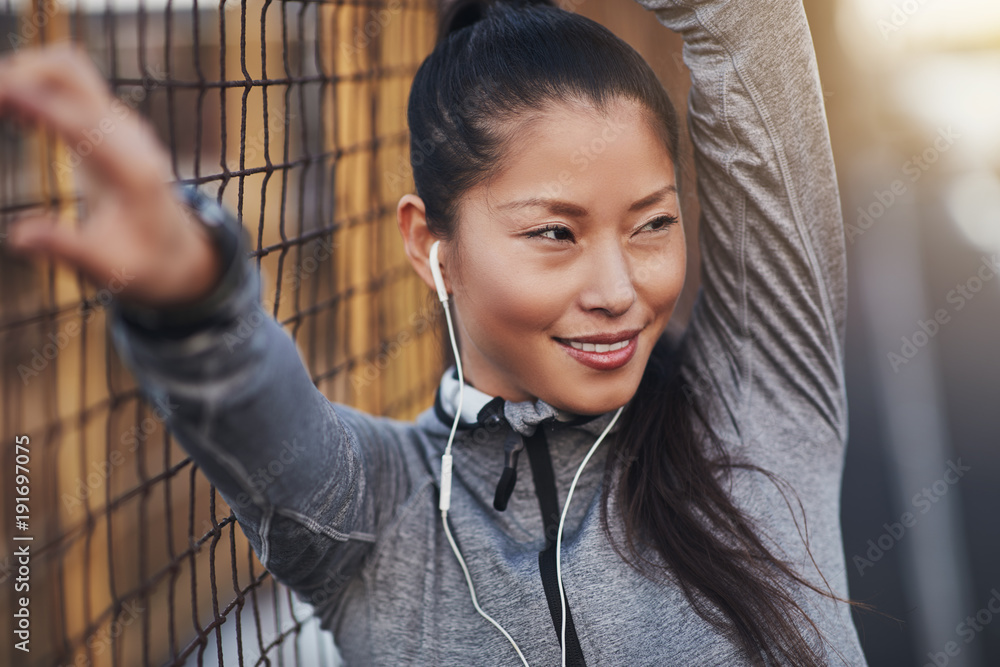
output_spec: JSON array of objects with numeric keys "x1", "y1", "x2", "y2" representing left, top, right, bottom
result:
[
  {"x1": 632, "y1": 0, "x2": 848, "y2": 460},
  {"x1": 108, "y1": 217, "x2": 418, "y2": 610}
]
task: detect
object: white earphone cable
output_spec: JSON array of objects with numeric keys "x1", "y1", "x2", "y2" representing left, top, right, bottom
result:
[
  {"x1": 556, "y1": 404, "x2": 623, "y2": 667},
  {"x1": 432, "y1": 241, "x2": 531, "y2": 666},
  {"x1": 429, "y1": 240, "x2": 623, "y2": 667}
]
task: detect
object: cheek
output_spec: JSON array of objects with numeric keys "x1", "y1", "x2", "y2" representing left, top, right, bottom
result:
[
  {"x1": 458, "y1": 252, "x2": 567, "y2": 351},
  {"x1": 638, "y1": 242, "x2": 687, "y2": 310}
]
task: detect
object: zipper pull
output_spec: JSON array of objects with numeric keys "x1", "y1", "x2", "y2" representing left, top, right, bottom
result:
[{"x1": 493, "y1": 428, "x2": 524, "y2": 511}]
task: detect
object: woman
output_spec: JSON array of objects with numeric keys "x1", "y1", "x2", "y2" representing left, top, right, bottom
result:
[{"x1": 2, "y1": 0, "x2": 871, "y2": 664}]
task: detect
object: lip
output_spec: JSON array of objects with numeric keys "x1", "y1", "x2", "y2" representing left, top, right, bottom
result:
[
  {"x1": 555, "y1": 328, "x2": 643, "y2": 345},
  {"x1": 554, "y1": 332, "x2": 640, "y2": 371}
]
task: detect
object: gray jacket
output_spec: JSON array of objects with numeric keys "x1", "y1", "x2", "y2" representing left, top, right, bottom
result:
[{"x1": 109, "y1": 0, "x2": 867, "y2": 664}]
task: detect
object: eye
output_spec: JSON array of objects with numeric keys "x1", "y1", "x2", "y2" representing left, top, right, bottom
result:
[
  {"x1": 639, "y1": 214, "x2": 680, "y2": 233},
  {"x1": 525, "y1": 224, "x2": 575, "y2": 242}
]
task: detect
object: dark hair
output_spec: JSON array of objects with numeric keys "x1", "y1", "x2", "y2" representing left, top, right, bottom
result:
[
  {"x1": 410, "y1": 1, "x2": 877, "y2": 664},
  {"x1": 414, "y1": 0, "x2": 680, "y2": 248}
]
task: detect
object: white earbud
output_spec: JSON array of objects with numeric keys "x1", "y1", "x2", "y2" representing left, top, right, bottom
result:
[
  {"x1": 429, "y1": 240, "x2": 450, "y2": 304},
  {"x1": 429, "y1": 238, "x2": 624, "y2": 667},
  {"x1": 431, "y1": 240, "x2": 460, "y2": 514}
]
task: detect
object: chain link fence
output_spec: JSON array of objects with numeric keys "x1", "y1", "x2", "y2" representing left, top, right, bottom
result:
[{"x1": 0, "y1": 0, "x2": 440, "y2": 664}]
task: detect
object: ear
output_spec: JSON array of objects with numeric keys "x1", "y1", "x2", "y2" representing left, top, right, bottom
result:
[{"x1": 397, "y1": 194, "x2": 451, "y2": 296}]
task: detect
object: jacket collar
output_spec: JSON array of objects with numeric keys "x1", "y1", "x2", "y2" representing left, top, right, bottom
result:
[{"x1": 432, "y1": 365, "x2": 626, "y2": 438}]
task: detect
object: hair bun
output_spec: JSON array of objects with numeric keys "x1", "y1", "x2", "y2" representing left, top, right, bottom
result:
[{"x1": 437, "y1": 0, "x2": 557, "y2": 44}]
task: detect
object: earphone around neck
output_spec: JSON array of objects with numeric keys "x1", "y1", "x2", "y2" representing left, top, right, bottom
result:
[{"x1": 429, "y1": 239, "x2": 624, "y2": 667}]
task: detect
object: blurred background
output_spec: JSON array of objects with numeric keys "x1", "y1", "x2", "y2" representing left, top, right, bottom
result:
[{"x1": 0, "y1": 0, "x2": 997, "y2": 665}]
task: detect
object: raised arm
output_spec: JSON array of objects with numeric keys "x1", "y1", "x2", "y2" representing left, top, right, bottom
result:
[
  {"x1": 0, "y1": 44, "x2": 417, "y2": 610},
  {"x1": 633, "y1": 0, "x2": 848, "y2": 458},
  {"x1": 106, "y1": 209, "x2": 417, "y2": 608}
]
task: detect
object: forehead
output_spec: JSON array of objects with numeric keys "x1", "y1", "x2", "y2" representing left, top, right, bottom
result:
[
  {"x1": 505, "y1": 96, "x2": 660, "y2": 160},
  {"x1": 463, "y1": 97, "x2": 677, "y2": 219}
]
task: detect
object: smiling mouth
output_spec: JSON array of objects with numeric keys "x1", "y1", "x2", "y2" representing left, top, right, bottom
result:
[
  {"x1": 558, "y1": 339, "x2": 631, "y2": 353},
  {"x1": 552, "y1": 326, "x2": 644, "y2": 350},
  {"x1": 552, "y1": 333, "x2": 641, "y2": 371}
]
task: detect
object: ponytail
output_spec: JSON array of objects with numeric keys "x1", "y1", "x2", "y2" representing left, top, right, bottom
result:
[{"x1": 437, "y1": 0, "x2": 556, "y2": 45}]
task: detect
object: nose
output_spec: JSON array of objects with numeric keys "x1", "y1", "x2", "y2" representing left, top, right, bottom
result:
[{"x1": 579, "y1": 244, "x2": 636, "y2": 317}]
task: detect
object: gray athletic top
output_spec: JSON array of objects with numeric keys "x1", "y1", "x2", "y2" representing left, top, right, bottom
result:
[{"x1": 109, "y1": 0, "x2": 868, "y2": 664}]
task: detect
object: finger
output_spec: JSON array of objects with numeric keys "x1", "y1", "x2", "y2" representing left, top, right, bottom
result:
[
  {"x1": 5, "y1": 214, "x2": 108, "y2": 281},
  {"x1": 3, "y1": 85, "x2": 169, "y2": 196},
  {"x1": 0, "y1": 43, "x2": 111, "y2": 112},
  {"x1": 0, "y1": 47, "x2": 171, "y2": 195},
  {"x1": 0, "y1": 50, "x2": 111, "y2": 149}
]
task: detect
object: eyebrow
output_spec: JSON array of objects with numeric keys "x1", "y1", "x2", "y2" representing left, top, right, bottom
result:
[{"x1": 496, "y1": 184, "x2": 677, "y2": 217}]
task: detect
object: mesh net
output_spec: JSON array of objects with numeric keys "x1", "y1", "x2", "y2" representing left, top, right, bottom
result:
[{"x1": 0, "y1": 0, "x2": 439, "y2": 664}]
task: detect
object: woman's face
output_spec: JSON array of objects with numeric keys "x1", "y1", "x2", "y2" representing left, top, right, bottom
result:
[{"x1": 411, "y1": 98, "x2": 686, "y2": 416}]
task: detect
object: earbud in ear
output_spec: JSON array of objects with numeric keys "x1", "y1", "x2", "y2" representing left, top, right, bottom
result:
[{"x1": 429, "y1": 240, "x2": 450, "y2": 304}]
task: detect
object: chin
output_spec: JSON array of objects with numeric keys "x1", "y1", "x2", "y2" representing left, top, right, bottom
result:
[{"x1": 550, "y1": 378, "x2": 640, "y2": 417}]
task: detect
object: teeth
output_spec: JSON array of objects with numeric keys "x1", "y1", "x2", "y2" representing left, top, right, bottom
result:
[{"x1": 566, "y1": 338, "x2": 630, "y2": 352}]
